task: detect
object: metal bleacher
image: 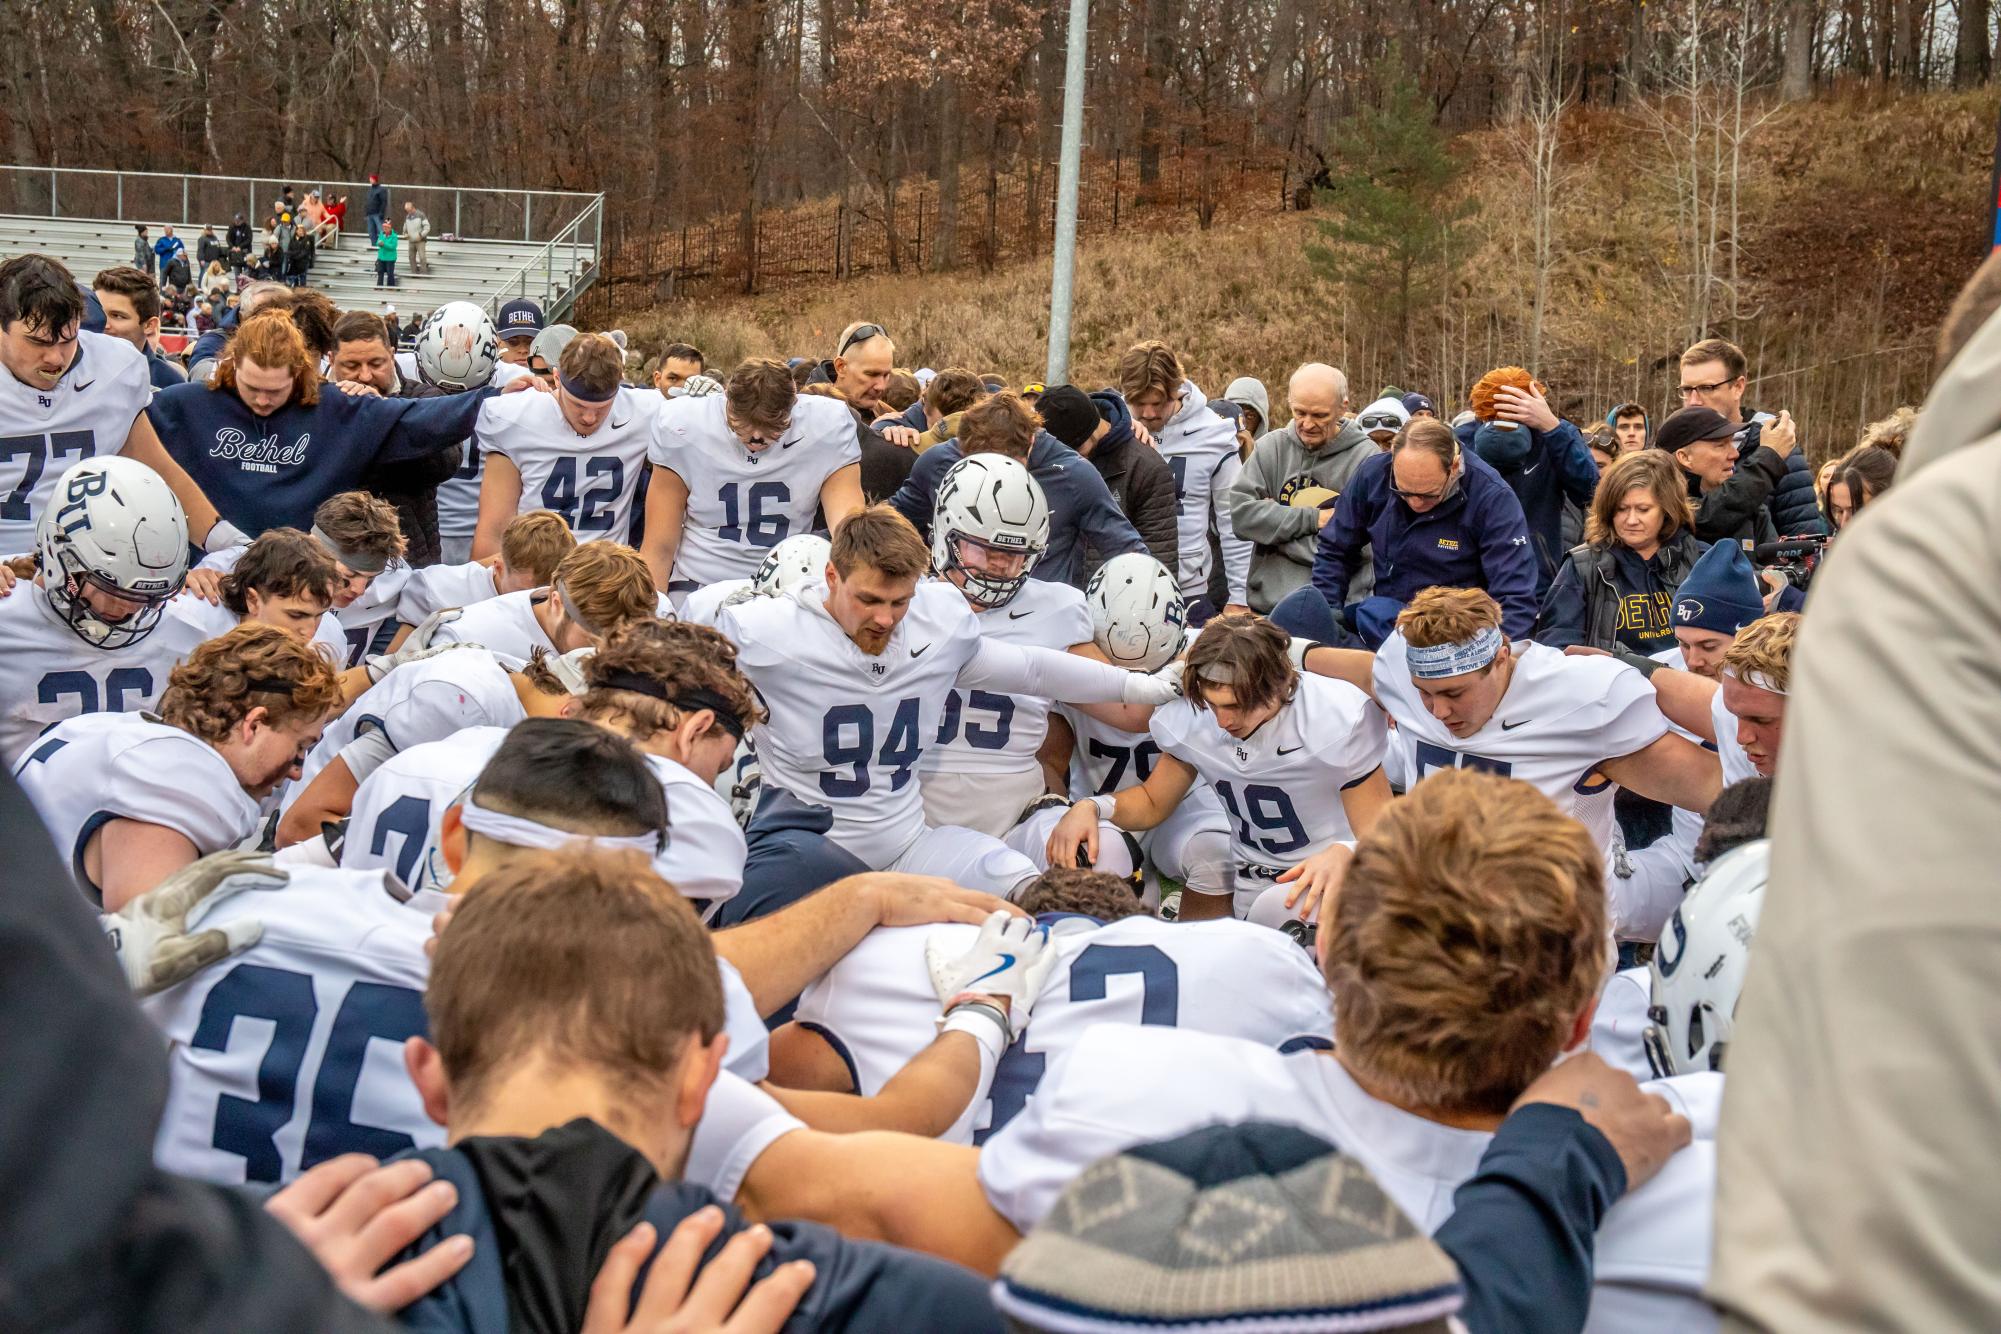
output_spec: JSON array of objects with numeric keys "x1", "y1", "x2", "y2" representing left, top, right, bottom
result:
[{"x1": 0, "y1": 166, "x2": 602, "y2": 329}]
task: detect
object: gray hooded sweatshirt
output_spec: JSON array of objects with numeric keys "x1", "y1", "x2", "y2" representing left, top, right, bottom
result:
[{"x1": 1224, "y1": 418, "x2": 1378, "y2": 610}]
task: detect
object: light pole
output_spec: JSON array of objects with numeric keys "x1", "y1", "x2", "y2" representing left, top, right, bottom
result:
[{"x1": 1045, "y1": 0, "x2": 1090, "y2": 386}]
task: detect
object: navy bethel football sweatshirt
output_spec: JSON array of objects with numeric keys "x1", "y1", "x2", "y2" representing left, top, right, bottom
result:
[{"x1": 149, "y1": 380, "x2": 498, "y2": 535}]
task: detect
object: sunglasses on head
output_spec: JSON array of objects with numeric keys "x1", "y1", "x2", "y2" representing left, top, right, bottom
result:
[
  {"x1": 1358, "y1": 414, "x2": 1404, "y2": 431},
  {"x1": 837, "y1": 323, "x2": 885, "y2": 358}
]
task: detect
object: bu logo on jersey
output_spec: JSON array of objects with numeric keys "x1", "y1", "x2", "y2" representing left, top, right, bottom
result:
[
  {"x1": 37, "y1": 393, "x2": 53, "y2": 409},
  {"x1": 869, "y1": 662, "x2": 887, "y2": 677},
  {"x1": 210, "y1": 427, "x2": 310, "y2": 472}
]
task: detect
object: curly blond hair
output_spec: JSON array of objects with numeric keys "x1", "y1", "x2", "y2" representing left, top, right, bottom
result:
[
  {"x1": 1722, "y1": 612, "x2": 1799, "y2": 694},
  {"x1": 1468, "y1": 366, "x2": 1543, "y2": 422},
  {"x1": 159, "y1": 623, "x2": 344, "y2": 745},
  {"x1": 1325, "y1": 768, "x2": 1608, "y2": 1116}
]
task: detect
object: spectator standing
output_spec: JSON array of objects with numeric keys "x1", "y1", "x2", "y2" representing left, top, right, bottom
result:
[
  {"x1": 1533, "y1": 450, "x2": 1705, "y2": 655},
  {"x1": 154, "y1": 226, "x2": 190, "y2": 289},
  {"x1": 225, "y1": 213, "x2": 252, "y2": 273},
  {"x1": 1656, "y1": 404, "x2": 1794, "y2": 546},
  {"x1": 132, "y1": 224, "x2": 154, "y2": 276},
  {"x1": 201, "y1": 259, "x2": 230, "y2": 299},
  {"x1": 195, "y1": 225, "x2": 223, "y2": 271},
  {"x1": 1677, "y1": 337, "x2": 1823, "y2": 535},
  {"x1": 375, "y1": 226, "x2": 398, "y2": 288},
  {"x1": 91, "y1": 265, "x2": 186, "y2": 392},
  {"x1": 272, "y1": 212, "x2": 296, "y2": 279},
  {"x1": 1222, "y1": 377, "x2": 1270, "y2": 440},
  {"x1": 1310, "y1": 417, "x2": 1539, "y2": 645},
  {"x1": 325, "y1": 193, "x2": 349, "y2": 241},
  {"x1": 401, "y1": 201, "x2": 431, "y2": 276},
  {"x1": 805, "y1": 322, "x2": 921, "y2": 500},
  {"x1": 384, "y1": 308, "x2": 403, "y2": 344},
  {"x1": 329, "y1": 310, "x2": 457, "y2": 567},
  {"x1": 1227, "y1": 362, "x2": 1377, "y2": 615},
  {"x1": 285, "y1": 223, "x2": 314, "y2": 290},
  {"x1": 1607, "y1": 402, "x2": 1650, "y2": 453},
  {"x1": 1035, "y1": 384, "x2": 1179, "y2": 579},
  {"x1": 1456, "y1": 367, "x2": 1600, "y2": 595},
  {"x1": 364, "y1": 173, "x2": 388, "y2": 244}
]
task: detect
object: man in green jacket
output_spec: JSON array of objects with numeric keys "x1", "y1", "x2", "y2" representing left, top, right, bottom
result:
[{"x1": 375, "y1": 227, "x2": 399, "y2": 289}]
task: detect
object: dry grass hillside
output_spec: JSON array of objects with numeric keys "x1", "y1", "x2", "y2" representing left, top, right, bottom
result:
[{"x1": 619, "y1": 89, "x2": 1999, "y2": 459}]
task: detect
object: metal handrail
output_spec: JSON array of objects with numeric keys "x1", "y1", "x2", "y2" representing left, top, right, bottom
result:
[
  {"x1": 0, "y1": 164, "x2": 602, "y2": 247},
  {"x1": 482, "y1": 196, "x2": 604, "y2": 322}
]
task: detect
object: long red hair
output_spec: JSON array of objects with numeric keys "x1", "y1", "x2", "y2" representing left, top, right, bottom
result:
[{"x1": 212, "y1": 309, "x2": 320, "y2": 408}]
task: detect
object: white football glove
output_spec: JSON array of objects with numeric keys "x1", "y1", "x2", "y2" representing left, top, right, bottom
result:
[
  {"x1": 365, "y1": 610, "x2": 480, "y2": 682},
  {"x1": 925, "y1": 910, "x2": 1060, "y2": 1047},
  {"x1": 102, "y1": 850, "x2": 288, "y2": 996},
  {"x1": 1119, "y1": 657, "x2": 1185, "y2": 707},
  {"x1": 678, "y1": 374, "x2": 724, "y2": 398}
]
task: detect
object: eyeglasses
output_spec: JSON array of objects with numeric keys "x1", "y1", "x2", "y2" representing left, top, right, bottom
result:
[
  {"x1": 1390, "y1": 479, "x2": 1453, "y2": 503},
  {"x1": 837, "y1": 323, "x2": 886, "y2": 358},
  {"x1": 1677, "y1": 377, "x2": 1738, "y2": 397}
]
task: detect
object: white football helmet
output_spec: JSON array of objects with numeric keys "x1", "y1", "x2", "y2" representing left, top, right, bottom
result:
[
  {"x1": 36, "y1": 456, "x2": 189, "y2": 649},
  {"x1": 415, "y1": 302, "x2": 500, "y2": 391},
  {"x1": 1086, "y1": 552, "x2": 1186, "y2": 672},
  {"x1": 1645, "y1": 839, "x2": 1769, "y2": 1077},
  {"x1": 931, "y1": 454, "x2": 1049, "y2": 609},
  {"x1": 752, "y1": 533, "x2": 832, "y2": 597}
]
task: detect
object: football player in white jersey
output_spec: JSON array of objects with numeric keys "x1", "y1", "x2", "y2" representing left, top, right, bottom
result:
[
  {"x1": 777, "y1": 867, "x2": 1332, "y2": 1146},
  {"x1": 1646, "y1": 611, "x2": 1796, "y2": 785},
  {"x1": 715, "y1": 506, "x2": 1177, "y2": 895},
  {"x1": 679, "y1": 531, "x2": 829, "y2": 627},
  {"x1": 1047, "y1": 610, "x2": 1389, "y2": 922},
  {"x1": 17, "y1": 624, "x2": 343, "y2": 909},
  {"x1": 1013, "y1": 553, "x2": 1235, "y2": 910},
  {"x1": 160, "y1": 526, "x2": 347, "y2": 663},
  {"x1": 144, "y1": 719, "x2": 688, "y2": 1187},
  {"x1": 407, "y1": 303, "x2": 534, "y2": 565},
  {"x1": 0, "y1": 456, "x2": 192, "y2": 763},
  {"x1": 1293, "y1": 586, "x2": 1723, "y2": 939},
  {"x1": 983, "y1": 771, "x2": 1722, "y2": 1331},
  {"x1": 195, "y1": 491, "x2": 412, "y2": 669},
  {"x1": 916, "y1": 455, "x2": 1121, "y2": 842},
  {"x1": 391, "y1": 509, "x2": 575, "y2": 632},
  {"x1": 347, "y1": 620, "x2": 755, "y2": 915},
  {"x1": 639, "y1": 357, "x2": 863, "y2": 604},
  {"x1": 274, "y1": 644, "x2": 584, "y2": 848},
  {"x1": 470, "y1": 333, "x2": 652, "y2": 553},
  {"x1": 0, "y1": 255, "x2": 233, "y2": 557},
  {"x1": 428, "y1": 539, "x2": 660, "y2": 661},
  {"x1": 1117, "y1": 341, "x2": 1251, "y2": 619}
]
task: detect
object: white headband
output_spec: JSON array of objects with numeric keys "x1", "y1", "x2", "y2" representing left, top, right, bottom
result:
[
  {"x1": 1406, "y1": 626, "x2": 1504, "y2": 679},
  {"x1": 458, "y1": 793, "x2": 661, "y2": 855},
  {"x1": 1723, "y1": 665, "x2": 1789, "y2": 696}
]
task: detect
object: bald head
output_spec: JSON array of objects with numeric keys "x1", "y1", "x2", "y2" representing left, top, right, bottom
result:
[
  {"x1": 1288, "y1": 363, "x2": 1349, "y2": 449},
  {"x1": 833, "y1": 322, "x2": 896, "y2": 412}
]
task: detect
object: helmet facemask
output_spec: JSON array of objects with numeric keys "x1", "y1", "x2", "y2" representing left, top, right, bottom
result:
[
  {"x1": 939, "y1": 529, "x2": 1038, "y2": 609},
  {"x1": 45, "y1": 543, "x2": 181, "y2": 649}
]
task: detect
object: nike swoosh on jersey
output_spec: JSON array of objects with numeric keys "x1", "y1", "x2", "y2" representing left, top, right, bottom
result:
[
  {"x1": 1007, "y1": 609, "x2": 1034, "y2": 620},
  {"x1": 1501, "y1": 719, "x2": 1530, "y2": 730},
  {"x1": 972, "y1": 953, "x2": 1016, "y2": 984},
  {"x1": 73, "y1": 380, "x2": 96, "y2": 391},
  {"x1": 910, "y1": 644, "x2": 931, "y2": 658},
  {"x1": 1276, "y1": 744, "x2": 1304, "y2": 755}
]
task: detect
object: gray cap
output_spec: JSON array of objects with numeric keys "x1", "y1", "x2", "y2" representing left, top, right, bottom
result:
[{"x1": 994, "y1": 1121, "x2": 1462, "y2": 1333}]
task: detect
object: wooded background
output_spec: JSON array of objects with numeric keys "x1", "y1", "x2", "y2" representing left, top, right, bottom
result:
[
  {"x1": 5, "y1": 0, "x2": 1991, "y2": 288},
  {"x1": 4, "y1": 0, "x2": 1992, "y2": 447}
]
